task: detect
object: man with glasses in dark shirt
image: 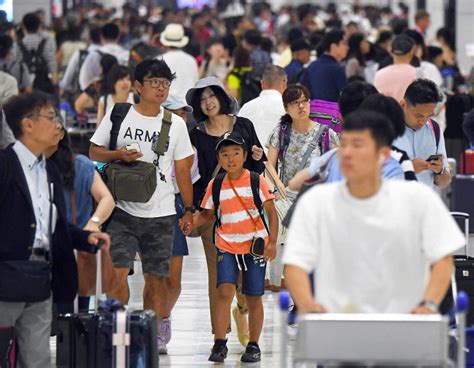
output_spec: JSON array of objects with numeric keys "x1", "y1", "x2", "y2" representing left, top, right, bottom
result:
[{"x1": 0, "y1": 92, "x2": 110, "y2": 367}]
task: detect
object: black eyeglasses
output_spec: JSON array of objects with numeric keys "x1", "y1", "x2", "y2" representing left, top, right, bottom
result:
[{"x1": 143, "y1": 79, "x2": 172, "y2": 88}]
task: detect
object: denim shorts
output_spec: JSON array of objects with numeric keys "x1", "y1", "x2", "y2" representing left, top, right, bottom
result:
[
  {"x1": 172, "y1": 194, "x2": 189, "y2": 257},
  {"x1": 216, "y1": 249, "x2": 267, "y2": 296}
]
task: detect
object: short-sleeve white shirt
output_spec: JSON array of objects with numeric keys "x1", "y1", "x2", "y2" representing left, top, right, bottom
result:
[{"x1": 90, "y1": 105, "x2": 194, "y2": 218}]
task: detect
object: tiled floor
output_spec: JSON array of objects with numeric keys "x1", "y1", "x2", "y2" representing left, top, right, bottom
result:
[{"x1": 51, "y1": 237, "x2": 289, "y2": 367}]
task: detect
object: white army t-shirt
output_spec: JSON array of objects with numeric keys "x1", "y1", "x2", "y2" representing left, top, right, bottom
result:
[
  {"x1": 90, "y1": 105, "x2": 194, "y2": 218},
  {"x1": 283, "y1": 180, "x2": 464, "y2": 313}
]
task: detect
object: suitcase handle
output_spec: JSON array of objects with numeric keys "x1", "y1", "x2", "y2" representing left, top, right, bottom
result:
[{"x1": 451, "y1": 212, "x2": 470, "y2": 220}]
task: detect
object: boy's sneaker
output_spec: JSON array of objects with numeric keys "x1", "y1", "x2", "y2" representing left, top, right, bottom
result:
[
  {"x1": 241, "y1": 342, "x2": 261, "y2": 363},
  {"x1": 208, "y1": 340, "x2": 228, "y2": 362},
  {"x1": 160, "y1": 317, "x2": 172, "y2": 344},
  {"x1": 158, "y1": 335, "x2": 168, "y2": 355}
]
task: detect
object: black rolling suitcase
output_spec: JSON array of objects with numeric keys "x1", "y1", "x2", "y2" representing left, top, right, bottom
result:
[
  {"x1": 450, "y1": 175, "x2": 474, "y2": 233},
  {"x1": 440, "y1": 212, "x2": 474, "y2": 325},
  {"x1": 56, "y1": 247, "x2": 159, "y2": 368}
]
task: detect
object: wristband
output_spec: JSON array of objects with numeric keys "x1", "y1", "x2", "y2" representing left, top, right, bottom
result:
[
  {"x1": 184, "y1": 206, "x2": 196, "y2": 214},
  {"x1": 418, "y1": 300, "x2": 439, "y2": 312},
  {"x1": 434, "y1": 167, "x2": 445, "y2": 176}
]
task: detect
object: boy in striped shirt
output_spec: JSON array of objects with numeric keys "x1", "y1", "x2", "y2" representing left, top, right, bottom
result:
[{"x1": 193, "y1": 131, "x2": 278, "y2": 363}]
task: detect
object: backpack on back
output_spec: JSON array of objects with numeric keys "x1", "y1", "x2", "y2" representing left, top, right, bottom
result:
[
  {"x1": 18, "y1": 39, "x2": 54, "y2": 94},
  {"x1": 309, "y1": 99, "x2": 343, "y2": 135},
  {"x1": 232, "y1": 70, "x2": 262, "y2": 106},
  {"x1": 211, "y1": 171, "x2": 267, "y2": 230}
]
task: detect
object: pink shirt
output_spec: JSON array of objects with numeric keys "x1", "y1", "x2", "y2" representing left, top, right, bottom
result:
[{"x1": 373, "y1": 64, "x2": 418, "y2": 102}]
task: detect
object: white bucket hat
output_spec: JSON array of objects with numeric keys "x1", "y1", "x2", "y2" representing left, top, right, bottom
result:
[{"x1": 160, "y1": 23, "x2": 189, "y2": 48}]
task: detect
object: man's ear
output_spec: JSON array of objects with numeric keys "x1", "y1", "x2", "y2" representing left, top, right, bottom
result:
[
  {"x1": 243, "y1": 150, "x2": 248, "y2": 160},
  {"x1": 400, "y1": 99, "x2": 407, "y2": 109},
  {"x1": 134, "y1": 80, "x2": 142, "y2": 95}
]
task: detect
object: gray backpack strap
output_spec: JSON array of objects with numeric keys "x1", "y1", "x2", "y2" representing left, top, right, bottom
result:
[
  {"x1": 297, "y1": 124, "x2": 326, "y2": 172},
  {"x1": 155, "y1": 108, "x2": 172, "y2": 156}
]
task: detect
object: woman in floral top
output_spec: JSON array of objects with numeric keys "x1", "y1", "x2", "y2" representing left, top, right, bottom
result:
[{"x1": 267, "y1": 85, "x2": 339, "y2": 187}]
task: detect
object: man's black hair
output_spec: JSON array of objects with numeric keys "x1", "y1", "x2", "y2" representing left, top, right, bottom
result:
[
  {"x1": 191, "y1": 86, "x2": 232, "y2": 122},
  {"x1": 243, "y1": 29, "x2": 262, "y2": 47},
  {"x1": 134, "y1": 59, "x2": 176, "y2": 84},
  {"x1": 287, "y1": 27, "x2": 304, "y2": 44},
  {"x1": 377, "y1": 30, "x2": 392, "y2": 44},
  {"x1": 3, "y1": 92, "x2": 53, "y2": 139},
  {"x1": 89, "y1": 26, "x2": 102, "y2": 44},
  {"x1": 22, "y1": 13, "x2": 41, "y2": 33},
  {"x1": 318, "y1": 29, "x2": 345, "y2": 55},
  {"x1": 359, "y1": 93, "x2": 406, "y2": 140},
  {"x1": 101, "y1": 22, "x2": 120, "y2": 41},
  {"x1": 343, "y1": 110, "x2": 395, "y2": 147},
  {"x1": 0, "y1": 34, "x2": 13, "y2": 58},
  {"x1": 402, "y1": 29, "x2": 424, "y2": 47},
  {"x1": 338, "y1": 81, "x2": 378, "y2": 118},
  {"x1": 404, "y1": 79, "x2": 441, "y2": 106}
]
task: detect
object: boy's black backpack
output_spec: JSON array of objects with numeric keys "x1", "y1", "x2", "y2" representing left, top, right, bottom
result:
[
  {"x1": 18, "y1": 39, "x2": 54, "y2": 94},
  {"x1": 231, "y1": 70, "x2": 262, "y2": 106},
  {"x1": 211, "y1": 171, "x2": 269, "y2": 238}
]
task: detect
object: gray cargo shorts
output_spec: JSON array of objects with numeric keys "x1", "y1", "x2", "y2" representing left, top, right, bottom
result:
[{"x1": 106, "y1": 208, "x2": 176, "y2": 277}]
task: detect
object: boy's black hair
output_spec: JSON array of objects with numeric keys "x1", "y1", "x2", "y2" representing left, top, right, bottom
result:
[
  {"x1": 216, "y1": 140, "x2": 247, "y2": 154},
  {"x1": 359, "y1": 93, "x2": 406, "y2": 140},
  {"x1": 22, "y1": 13, "x2": 41, "y2": 33},
  {"x1": 134, "y1": 59, "x2": 176, "y2": 84},
  {"x1": 101, "y1": 23, "x2": 120, "y2": 41},
  {"x1": 191, "y1": 86, "x2": 232, "y2": 122},
  {"x1": 3, "y1": 92, "x2": 53, "y2": 139},
  {"x1": 404, "y1": 79, "x2": 441, "y2": 106},
  {"x1": 318, "y1": 30, "x2": 345, "y2": 55},
  {"x1": 343, "y1": 110, "x2": 395, "y2": 147},
  {"x1": 377, "y1": 30, "x2": 392, "y2": 44},
  {"x1": 338, "y1": 81, "x2": 378, "y2": 118}
]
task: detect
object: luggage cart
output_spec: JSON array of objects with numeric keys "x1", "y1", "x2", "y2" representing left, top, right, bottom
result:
[{"x1": 279, "y1": 291, "x2": 469, "y2": 367}]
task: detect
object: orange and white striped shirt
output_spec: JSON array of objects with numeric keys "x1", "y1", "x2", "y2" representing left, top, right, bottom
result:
[{"x1": 202, "y1": 169, "x2": 275, "y2": 254}]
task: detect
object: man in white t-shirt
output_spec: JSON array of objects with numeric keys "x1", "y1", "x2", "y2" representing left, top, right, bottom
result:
[
  {"x1": 79, "y1": 23, "x2": 129, "y2": 91},
  {"x1": 159, "y1": 23, "x2": 199, "y2": 100},
  {"x1": 283, "y1": 109, "x2": 464, "y2": 314},
  {"x1": 89, "y1": 59, "x2": 194, "y2": 352},
  {"x1": 238, "y1": 65, "x2": 287, "y2": 150}
]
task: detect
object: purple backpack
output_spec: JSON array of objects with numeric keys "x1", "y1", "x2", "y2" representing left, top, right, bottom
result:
[{"x1": 309, "y1": 99, "x2": 343, "y2": 135}]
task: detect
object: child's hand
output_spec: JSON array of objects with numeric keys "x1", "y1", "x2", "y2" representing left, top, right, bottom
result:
[{"x1": 264, "y1": 240, "x2": 277, "y2": 262}]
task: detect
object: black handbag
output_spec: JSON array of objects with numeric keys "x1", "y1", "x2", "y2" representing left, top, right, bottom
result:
[{"x1": 0, "y1": 182, "x2": 53, "y2": 303}]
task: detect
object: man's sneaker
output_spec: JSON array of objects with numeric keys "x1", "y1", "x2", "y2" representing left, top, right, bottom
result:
[
  {"x1": 160, "y1": 317, "x2": 172, "y2": 344},
  {"x1": 158, "y1": 335, "x2": 168, "y2": 355},
  {"x1": 232, "y1": 305, "x2": 250, "y2": 347},
  {"x1": 208, "y1": 340, "x2": 228, "y2": 362},
  {"x1": 241, "y1": 343, "x2": 261, "y2": 363}
]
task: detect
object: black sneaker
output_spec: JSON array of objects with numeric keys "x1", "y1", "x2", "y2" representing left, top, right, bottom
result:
[
  {"x1": 241, "y1": 343, "x2": 261, "y2": 363},
  {"x1": 208, "y1": 341, "x2": 228, "y2": 362}
]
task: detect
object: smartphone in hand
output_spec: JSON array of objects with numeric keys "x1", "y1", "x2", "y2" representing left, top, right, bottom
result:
[
  {"x1": 125, "y1": 142, "x2": 141, "y2": 152},
  {"x1": 426, "y1": 154, "x2": 442, "y2": 162}
]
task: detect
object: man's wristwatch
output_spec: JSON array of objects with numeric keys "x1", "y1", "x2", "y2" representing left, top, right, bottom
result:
[
  {"x1": 184, "y1": 206, "x2": 196, "y2": 214},
  {"x1": 418, "y1": 300, "x2": 439, "y2": 312},
  {"x1": 90, "y1": 216, "x2": 100, "y2": 225},
  {"x1": 434, "y1": 167, "x2": 446, "y2": 176}
]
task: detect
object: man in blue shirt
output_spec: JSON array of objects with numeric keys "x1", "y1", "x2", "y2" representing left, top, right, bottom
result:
[
  {"x1": 393, "y1": 79, "x2": 450, "y2": 189},
  {"x1": 284, "y1": 38, "x2": 311, "y2": 83},
  {"x1": 299, "y1": 30, "x2": 348, "y2": 102}
]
